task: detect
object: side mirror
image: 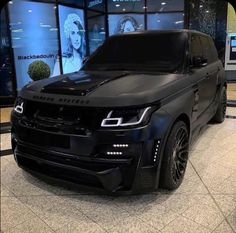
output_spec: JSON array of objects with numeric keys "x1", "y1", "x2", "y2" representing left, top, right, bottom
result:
[{"x1": 192, "y1": 56, "x2": 208, "y2": 68}]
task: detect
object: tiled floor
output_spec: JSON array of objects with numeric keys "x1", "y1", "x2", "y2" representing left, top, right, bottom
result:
[
  {"x1": 0, "y1": 108, "x2": 12, "y2": 123},
  {"x1": 1, "y1": 116, "x2": 236, "y2": 232},
  {"x1": 228, "y1": 83, "x2": 236, "y2": 101}
]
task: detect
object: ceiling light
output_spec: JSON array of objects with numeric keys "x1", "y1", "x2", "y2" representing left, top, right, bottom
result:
[
  {"x1": 175, "y1": 20, "x2": 184, "y2": 24},
  {"x1": 11, "y1": 29, "x2": 23, "y2": 32},
  {"x1": 161, "y1": 2, "x2": 166, "y2": 6},
  {"x1": 8, "y1": 1, "x2": 13, "y2": 4},
  {"x1": 115, "y1": 4, "x2": 120, "y2": 7},
  {"x1": 49, "y1": 28, "x2": 58, "y2": 31},
  {"x1": 40, "y1": 24, "x2": 51, "y2": 28},
  {"x1": 28, "y1": 9, "x2": 32, "y2": 13},
  {"x1": 122, "y1": 8, "x2": 126, "y2": 11}
]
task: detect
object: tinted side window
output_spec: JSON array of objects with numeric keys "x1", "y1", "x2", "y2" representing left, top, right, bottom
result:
[
  {"x1": 190, "y1": 35, "x2": 203, "y2": 64},
  {"x1": 208, "y1": 37, "x2": 219, "y2": 62},
  {"x1": 200, "y1": 36, "x2": 217, "y2": 64},
  {"x1": 200, "y1": 36, "x2": 211, "y2": 63}
]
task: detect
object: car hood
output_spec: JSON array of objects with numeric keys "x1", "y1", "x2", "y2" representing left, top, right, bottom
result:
[{"x1": 20, "y1": 70, "x2": 191, "y2": 107}]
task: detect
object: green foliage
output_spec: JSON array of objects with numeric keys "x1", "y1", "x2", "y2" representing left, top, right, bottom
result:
[{"x1": 27, "y1": 60, "x2": 51, "y2": 81}]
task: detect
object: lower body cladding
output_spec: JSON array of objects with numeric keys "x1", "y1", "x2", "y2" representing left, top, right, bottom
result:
[{"x1": 11, "y1": 112, "x2": 170, "y2": 194}]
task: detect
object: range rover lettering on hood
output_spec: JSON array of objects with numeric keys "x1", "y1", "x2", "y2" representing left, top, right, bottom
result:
[{"x1": 41, "y1": 71, "x2": 130, "y2": 96}]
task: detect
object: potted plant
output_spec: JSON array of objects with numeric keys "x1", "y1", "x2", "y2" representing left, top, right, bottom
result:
[{"x1": 27, "y1": 60, "x2": 50, "y2": 81}]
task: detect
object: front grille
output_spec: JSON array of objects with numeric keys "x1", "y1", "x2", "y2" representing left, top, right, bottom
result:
[
  {"x1": 22, "y1": 100, "x2": 108, "y2": 134},
  {"x1": 18, "y1": 127, "x2": 70, "y2": 149}
]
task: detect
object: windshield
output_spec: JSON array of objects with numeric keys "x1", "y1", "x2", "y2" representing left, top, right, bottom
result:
[{"x1": 83, "y1": 32, "x2": 187, "y2": 73}]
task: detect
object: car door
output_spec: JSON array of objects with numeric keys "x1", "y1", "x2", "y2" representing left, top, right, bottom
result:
[
  {"x1": 189, "y1": 34, "x2": 209, "y2": 118},
  {"x1": 199, "y1": 36, "x2": 218, "y2": 107}
]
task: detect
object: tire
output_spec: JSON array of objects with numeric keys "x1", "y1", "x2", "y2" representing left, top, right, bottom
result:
[
  {"x1": 212, "y1": 86, "x2": 227, "y2": 123},
  {"x1": 160, "y1": 121, "x2": 189, "y2": 190}
]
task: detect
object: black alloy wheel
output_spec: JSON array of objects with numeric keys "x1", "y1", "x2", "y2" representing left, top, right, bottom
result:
[
  {"x1": 171, "y1": 126, "x2": 189, "y2": 184},
  {"x1": 160, "y1": 121, "x2": 189, "y2": 190}
]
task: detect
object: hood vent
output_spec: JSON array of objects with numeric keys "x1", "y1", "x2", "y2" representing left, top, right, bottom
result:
[{"x1": 40, "y1": 72, "x2": 130, "y2": 96}]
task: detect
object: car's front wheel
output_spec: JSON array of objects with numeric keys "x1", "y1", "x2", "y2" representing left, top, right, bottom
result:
[{"x1": 160, "y1": 121, "x2": 189, "y2": 190}]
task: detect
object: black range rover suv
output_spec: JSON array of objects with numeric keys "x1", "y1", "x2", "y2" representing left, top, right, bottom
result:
[{"x1": 11, "y1": 30, "x2": 226, "y2": 194}]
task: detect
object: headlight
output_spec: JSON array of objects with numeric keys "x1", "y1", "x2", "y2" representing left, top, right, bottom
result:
[
  {"x1": 101, "y1": 107, "x2": 152, "y2": 128},
  {"x1": 14, "y1": 97, "x2": 24, "y2": 114}
]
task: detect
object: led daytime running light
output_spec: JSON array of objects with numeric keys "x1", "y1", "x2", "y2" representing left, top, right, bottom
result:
[{"x1": 101, "y1": 107, "x2": 151, "y2": 127}]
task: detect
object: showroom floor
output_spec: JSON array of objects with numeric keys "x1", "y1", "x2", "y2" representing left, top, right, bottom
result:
[{"x1": 1, "y1": 108, "x2": 236, "y2": 233}]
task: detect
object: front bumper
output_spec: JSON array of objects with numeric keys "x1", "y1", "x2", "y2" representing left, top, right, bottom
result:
[{"x1": 11, "y1": 112, "x2": 166, "y2": 194}]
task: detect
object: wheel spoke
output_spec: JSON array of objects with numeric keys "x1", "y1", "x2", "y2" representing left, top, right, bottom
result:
[
  {"x1": 178, "y1": 153, "x2": 188, "y2": 163},
  {"x1": 177, "y1": 129, "x2": 185, "y2": 145},
  {"x1": 175, "y1": 161, "x2": 182, "y2": 179},
  {"x1": 180, "y1": 142, "x2": 189, "y2": 149},
  {"x1": 178, "y1": 147, "x2": 188, "y2": 154}
]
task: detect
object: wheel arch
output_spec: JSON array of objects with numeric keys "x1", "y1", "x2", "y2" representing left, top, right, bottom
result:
[{"x1": 173, "y1": 113, "x2": 191, "y2": 136}]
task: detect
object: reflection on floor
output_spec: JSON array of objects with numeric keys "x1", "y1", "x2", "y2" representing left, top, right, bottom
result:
[{"x1": 1, "y1": 117, "x2": 236, "y2": 233}]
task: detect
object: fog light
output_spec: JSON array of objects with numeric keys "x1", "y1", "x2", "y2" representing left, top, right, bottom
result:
[
  {"x1": 107, "y1": 152, "x2": 123, "y2": 155},
  {"x1": 113, "y1": 144, "x2": 129, "y2": 148},
  {"x1": 94, "y1": 143, "x2": 141, "y2": 159}
]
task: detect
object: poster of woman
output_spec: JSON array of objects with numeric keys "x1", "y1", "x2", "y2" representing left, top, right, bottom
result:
[
  {"x1": 108, "y1": 14, "x2": 144, "y2": 36},
  {"x1": 58, "y1": 5, "x2": 86, "y2": 74}
]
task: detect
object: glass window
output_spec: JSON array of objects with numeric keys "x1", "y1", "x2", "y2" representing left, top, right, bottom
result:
[
  {"x1": 208, "y1": 37, "x2": 218, "y2": 62},
  {"x1": 190, "y1": 35, "x2": 203, "y2": 59},
  {"x1": 200, "y1": 36, "x2": 216, "y2": 63},
  {"x1": 108, "y1": 0, "x2": 145, "y2": 13},
  {"x1": 147, "y1": 0, "x2": 184, "y2": 12},
  {"x1": 58, "y1": 5, "x2": 86, "y2": 74},
  {"x1": 88, "y1": 15, "x2": 106, "y2": 54},
  {"x1": 87, "y1": 10, "x2": 104, "y2": 18},
  {"x1": 84, "y1": 32, "x2": 186, "y2": 73},
  {"x1": 0, "y1": 7, "x2": 14, "y2": 97},
  {"x1": 8, "y1": 0, "x2": 60, "y2": 91},
  {"x1": 108, "y1": 14, "x2": 144, "y2": 36},
  {"x1": 58, "y1": 0, "x2": 83, "y2": 7},
  {"x1": 147, "y1": 13, "x2": 184, "y2": 30},
  {"x1": 87, "y1": 0, "x2": 105, "y2": 12}
]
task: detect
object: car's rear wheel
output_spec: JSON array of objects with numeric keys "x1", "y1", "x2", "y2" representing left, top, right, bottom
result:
[
  {"x1": 212, "y1": 86, "x2": 227, "y2": 123},
  {"x1": 160, "y1": 121, "x2": 189, "y2": 190}
]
